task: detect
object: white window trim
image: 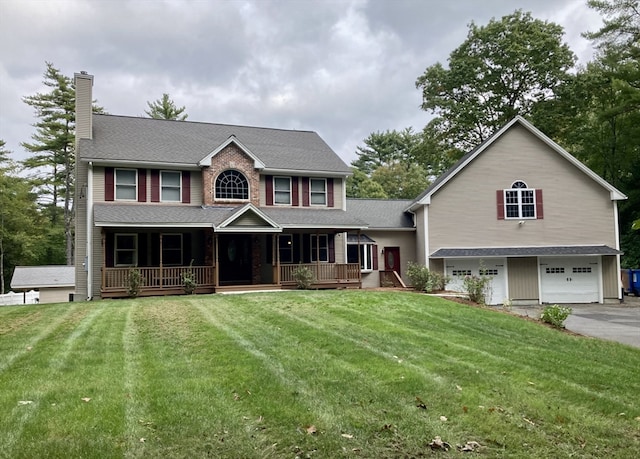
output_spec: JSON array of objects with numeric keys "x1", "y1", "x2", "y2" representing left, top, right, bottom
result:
[
  {"x1": 215, "y1": 169, "x2": 250, "y2": 202},
  {"x1": 274, "y1": 176, "x2": 292, "y2": 205},
  {"x1": 160, "y1": 170, "x2": 182, "y2": 202},
  {"x1": 311, "y1": 234, "x2": 329, "y2": 262},
  {"x1": 115, "y1": 168, "x2": 137, "y2": 201},
  {"x1": 114, "y1": 233, "x2": 138, "y2": 267},
  {"x1": 503, "y1": 188, "x2": 537, "y2": 219},
  {"x1": 348, "y1": 242, "x2": 374, "y2": 272},
  {"x1": 162, "y1": 233, "x2": 183, "y2": 266},
  {"x1": 309, "y1": 178, "x2": 327, "y2": 206}
]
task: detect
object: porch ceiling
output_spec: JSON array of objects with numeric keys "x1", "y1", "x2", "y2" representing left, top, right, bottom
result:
[{"x1": 430, "y1": 245, "x2": 622, "y2": 258}]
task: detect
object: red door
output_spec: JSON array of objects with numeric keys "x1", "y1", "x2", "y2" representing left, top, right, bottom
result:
[{"x1": 384, "y1": 247, "x2": 401, "y2": 275}]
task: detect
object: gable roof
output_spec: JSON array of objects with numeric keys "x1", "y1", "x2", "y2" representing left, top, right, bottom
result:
[
  {"x1": 79, "y1": 114, "x2": 352, "y2": 175},
  {"x1": 346, "y1": 198, "x2": 415, "y2": 230},
  {"x1": 407, "y1": 116, "x2": 627, "y2": 211},
  {"x1": 11, "y1": 266, "x2": 75, "y2": 289}
]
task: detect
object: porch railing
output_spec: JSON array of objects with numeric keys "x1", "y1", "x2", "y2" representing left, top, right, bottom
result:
[
  {"x1": 102, "y1": 266, "x2": 215, "y2": 291},
  {"x1": 280, "y1": 263, "x2": 361, "y2": 285}
]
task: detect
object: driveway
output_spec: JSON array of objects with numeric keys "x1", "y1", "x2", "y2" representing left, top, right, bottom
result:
[{"x1": 507, "y1": 296, "x2": 640, "y2": 349}]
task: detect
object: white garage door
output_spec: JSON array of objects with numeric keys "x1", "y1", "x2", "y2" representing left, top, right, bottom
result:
[
  {"x1": 539, "y1": 257, "x2": 599, "y2": 303},
  {"x1": 445, "y1": 258, "x2": 506, "y2": 305}
]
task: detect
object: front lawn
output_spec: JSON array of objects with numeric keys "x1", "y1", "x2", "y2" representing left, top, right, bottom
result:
[{"x1": 0, "y1": 291, "x2": 638, "y2": 458}]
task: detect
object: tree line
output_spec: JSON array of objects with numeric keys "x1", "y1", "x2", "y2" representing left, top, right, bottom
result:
[
  {"x1": 347, "y1": 1, "x2": 639, "y2": 267},
  {"x1": 1, "y1": 0, "x2": 638, "y2": 292}
]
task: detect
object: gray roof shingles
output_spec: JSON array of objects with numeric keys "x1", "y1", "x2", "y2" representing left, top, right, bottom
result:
[
  {"x1": 11, "y1": 266, "x2": 75, "y2": 289},
  {"x1": 81, "y1": 115, "x2": 352, "y2": 174},
  {"x1": 94, "y1": 203, "x2": 367, "y2": 229},
  {"x1": 430, "y1": 246, "x2": 622, "y2": 258},
  {"x1": 346, "y1": 198, "x2": 414, "y2": 229}
]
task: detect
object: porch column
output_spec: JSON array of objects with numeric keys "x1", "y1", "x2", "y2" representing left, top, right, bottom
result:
[
  {"x1": 274, "y1": 234, "x2": 280, "y2": 285},
  {"x1": 214, "y1": 233, "x2": 219, "y2": 287},
  {"x1": 357, "y1": 229, "x2": 362, "y2": 283},
  {"x1": 101, "y1": 230, "x2": 106, "y2": 292},
  {"x1": 159, "y1": 233, "x2": 163, "y2": 288}
]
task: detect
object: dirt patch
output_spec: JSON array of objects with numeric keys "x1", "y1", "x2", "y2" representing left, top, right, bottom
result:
[{"x1": 0, "y1": 310, "x2": 44, "y2": 335}]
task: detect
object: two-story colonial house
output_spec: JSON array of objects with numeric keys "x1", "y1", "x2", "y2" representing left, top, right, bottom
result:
[
  {"x1": 74, "y1": 72, "x2": 626, "y2": 304},
  {"x1": 74, "y1": 72, "x2": 379, "y2": 299}
]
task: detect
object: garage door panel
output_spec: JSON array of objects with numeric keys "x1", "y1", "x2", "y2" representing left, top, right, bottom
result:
[
  {"x1": 540, "y1": 257, "x2": 599, "y2": 303},
  {"x1": 445, "y1": 258, "x2": 506, "y2": 305}
]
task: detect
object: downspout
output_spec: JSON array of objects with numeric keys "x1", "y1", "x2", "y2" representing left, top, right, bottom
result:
[
  {"x1": 614, "y1": 200, "x2": 622, "y2": 300},
  {"x1": 86, "y1": 161, "x2": 93, "y2": 300}
]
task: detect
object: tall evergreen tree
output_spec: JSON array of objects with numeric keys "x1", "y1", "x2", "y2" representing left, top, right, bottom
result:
[
  {"x1": 145, "y1": 93, "x2": 188, "y2": 120},
  {"x1": 0, "y1": 140, "x2": 46, "y2": 293},
  {"x1": 22, "y1": 62, "x2": 75, "y2": 265}
]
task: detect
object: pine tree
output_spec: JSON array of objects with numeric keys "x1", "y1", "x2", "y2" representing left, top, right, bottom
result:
[{"x1": 145, "y1": 93, "x2": 188, "y2": 120}]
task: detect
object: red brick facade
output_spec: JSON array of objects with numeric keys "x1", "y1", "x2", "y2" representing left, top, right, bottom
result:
[{"x1": 202, "y1": 144, "x2": 260, "y2": 206}]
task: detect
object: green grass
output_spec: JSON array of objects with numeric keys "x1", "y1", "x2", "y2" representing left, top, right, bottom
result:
[{"x1": 0, "y1": 291, "x2": 638, "y2": 458}]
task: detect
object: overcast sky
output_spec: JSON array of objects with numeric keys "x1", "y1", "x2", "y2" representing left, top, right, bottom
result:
[{"x1": 0, "y1": 0, "x2": 603, "y2": 165}]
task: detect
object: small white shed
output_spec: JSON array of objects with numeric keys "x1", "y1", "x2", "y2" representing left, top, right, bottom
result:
[{"x1": 10, "y1": 266, "x2": 75, "y2": 304}]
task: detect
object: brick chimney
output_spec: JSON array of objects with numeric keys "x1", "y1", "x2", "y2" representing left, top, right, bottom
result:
[{"x1": 74, "y1": 71, "x2": 94, "y2": 140}]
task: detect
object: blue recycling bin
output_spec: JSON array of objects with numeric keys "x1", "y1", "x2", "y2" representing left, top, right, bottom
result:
[{"x1": 627, "y1": 269, "x2": 640, "y2": 296}]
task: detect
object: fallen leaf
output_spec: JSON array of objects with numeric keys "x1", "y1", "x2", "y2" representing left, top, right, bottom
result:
[
  {"x1": 306, "y1": 425, "x2": 317, "y2": 435},
  {"x1": 81, "y1": 397, "x2": 91, "y2": 402},
  {"x1": 618, "y1": 412, "x2": 626, "y2": 416},
  {"x1": 457, "y1": 440, "x2": 481, "y2": 452},
  {"x1": 528, "y1": 381, "x2": 536, "y2": 385},
  {"x1": 456, "y1": 384, "x2": 462, "y2": 391},
  {"x1": 440, "y1": 416, "x2": 448, "y2": 422},
  {"x1": 26, "y1": 346, "x2": 32, "y2": 351},
  {"x1": 635, "y1": 416, "x2": 640, "y2": 421},
  {"x1": 462, "y1": 406, "x2": 468, "y2": 413},
  {"x1": 341, "y1": 433, "x2": 354, "y2": 439},
  {"x1": 429, "y1": 436, "x2": 451, "y2": 451},
  {"x1": 415, "y1": 396, "x2": 427, "y2": 410},
  {"x1": 18, "y1": 400, "x2": 33, "y2": 405},
  {"x1": 523, "y1": 417, "x2": 535, "y2": 426},
  {"x1": 233, "y1": 393, "x2": 240, "y2": 401},
  {"x1": 139, "y1": 438, "x2": 145, "y2": 443}
]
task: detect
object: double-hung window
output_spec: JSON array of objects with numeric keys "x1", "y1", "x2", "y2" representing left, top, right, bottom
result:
[
  {"x1": 115, "y1": 169, "x2": 137, "y2": 200},
  {"x1": 161, "y1": 171, "x2": 181, "y2": 202},
  {"x1": 162, "y1": 234, "x2": 183, "y2": 266},
  {"x1": 504, "y1": 181, "x2": 536, "y2": 219},
  {"x1": 310, "y1": 178, "x2": 327, "y2": 205},
  {"x1": 115, "y1": 234, "x2": 137, "y2": 266},
  {"x1": 278, "y1": 234, "x2": 293, "y2": 263},
  {"x1": 310, "y1": 234, "x2": 328, "y2": 262},
  {"x1": 274, "y1": 177, "x2": 291, "y2": 205}
]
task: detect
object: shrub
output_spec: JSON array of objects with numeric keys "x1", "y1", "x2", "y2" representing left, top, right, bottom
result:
[
  {"x1": 181, "y1": 260, "x2": 197, "y2": 295},
  {"x1": 127, "y1": 268, "x2": 142, "y2": 298},
  {"x1": 541, "y1": 304, "x2": 572, "y2": 328},
  {"x1": 292, "y1": 266, "x2": 315, "y2": 290},
  {"x1": 406, "y1": 262, "x2": 446, "y2": 293},
  {"x1": 462, "y1": 274, "x2": 492, "y2": 305}
]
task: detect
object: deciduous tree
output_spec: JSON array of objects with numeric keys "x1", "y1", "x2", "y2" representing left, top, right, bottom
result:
[{"x1": 416, "y1": 10, "x2": 575, "y2": 151}]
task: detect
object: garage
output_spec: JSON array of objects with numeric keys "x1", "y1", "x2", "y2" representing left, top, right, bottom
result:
[
  {"x1": 539, "y1": 257, "x2": 600, "y2": 303},
  {"x1": 445, "y1": 258, "x2": 506, "y2": 305}
]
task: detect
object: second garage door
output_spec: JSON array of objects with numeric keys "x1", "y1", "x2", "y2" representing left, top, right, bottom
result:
[
  {"x1": 445, "y1": 258, "x2": 506, "y2": 305},
  {"x1": 539, "y1": 257, "x2": 599, "y2": 303}
]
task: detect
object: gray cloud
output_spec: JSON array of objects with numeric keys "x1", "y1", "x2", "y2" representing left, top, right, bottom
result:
[{"x1": 0, "y1": 0, "x2": 602, "y2": 165}]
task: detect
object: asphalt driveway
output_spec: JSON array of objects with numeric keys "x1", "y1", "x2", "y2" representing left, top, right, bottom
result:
[{"x1": 507, "y1": 296, "x2": 640, "y2": 348}]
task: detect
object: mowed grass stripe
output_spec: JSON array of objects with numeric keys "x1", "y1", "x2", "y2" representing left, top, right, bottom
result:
[
  {"x1": 1, "y1": 303, "x2": 129, "y2": 459},
  {"x1": 192, "y1": 295, "x2": 470, "y2": 457},
  {"x1": 0, "y1": 303, "x2": 85, "y2": 373},
  {"x1": 214, "y1": 291, "x2": 640, "y2": 455}
]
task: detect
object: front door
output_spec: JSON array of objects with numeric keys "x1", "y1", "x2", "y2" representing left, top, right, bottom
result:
[
  {"x1": 218, "y1": 235, "x2": 252, "y2": 284},
  {"x1": 384, "y1": 247, "x2": 401, "y2": 276}
]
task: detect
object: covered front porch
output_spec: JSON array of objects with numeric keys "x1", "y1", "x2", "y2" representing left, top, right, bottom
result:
[
  {"x1": 94, "y1": 203, "x2": 367, "y2": 298},
  {"x1": 100, "y1": 229, "x2": 362, "y2": 298}
]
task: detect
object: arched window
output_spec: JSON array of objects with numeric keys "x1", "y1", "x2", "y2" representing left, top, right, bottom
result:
[
  {"x1": 505, "y1": 180, "x2": 535, "y2": 218},
  {"x1": 215, "y1": 170, "x2": 249, "y2": 200}
]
